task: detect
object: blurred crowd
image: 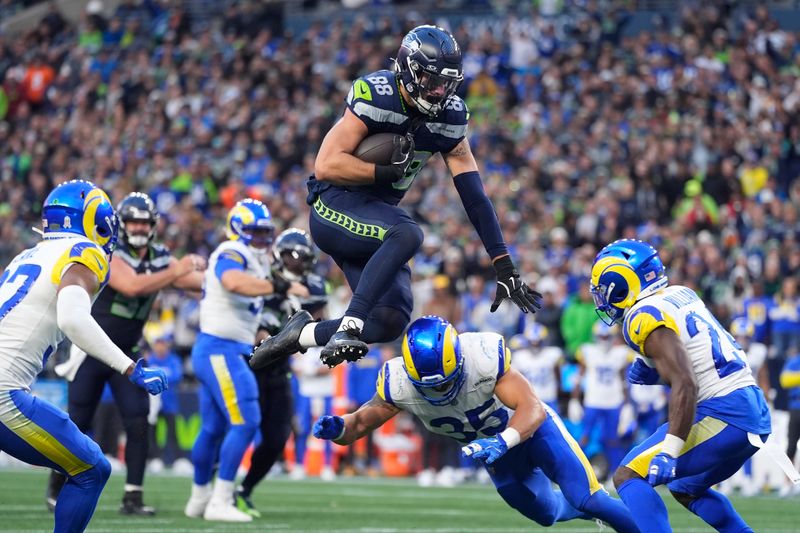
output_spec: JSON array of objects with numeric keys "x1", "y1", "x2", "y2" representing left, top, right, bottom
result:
[{"x1": 2, "y1": 0, "x2": 800, "y2": 482}]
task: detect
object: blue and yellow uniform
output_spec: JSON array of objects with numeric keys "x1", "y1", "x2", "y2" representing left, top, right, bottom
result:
[
  {"x1": 305, "y1": 68, "x2": 470, "y2": 346},
  {"x1": 377, "y1": 332, "x2": 637, "y2": 531},
  {"x1": 0, "y1": 234, "x2": 112, "y2": 533},
  {"x1": 191, "y1": 239, "x2": 267, "y2": 486}
]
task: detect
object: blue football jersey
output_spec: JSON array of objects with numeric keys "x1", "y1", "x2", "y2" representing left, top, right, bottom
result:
[{"x1": 343, "y1": 69, "x2": 469, "y2": 205}]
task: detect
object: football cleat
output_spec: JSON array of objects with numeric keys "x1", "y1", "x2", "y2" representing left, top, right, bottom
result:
[
  {"x1": 235, "y1": 489, "x2": 261, "y2": 518},
  {"x1": 184, "y1": 493, "x2": 211, "y2": 518},
  {"x1": 203, "y1": 499, "x2": 253, "y2": 522},
  {"x1": 320, "y1": 326, "x2": 368, "y2": 368},
  {"x1": 249, "y1": 310, "x2": 312, "y2": 370},
  {"x1": 119, "y1": 490, "x2": 156, "y2": 516}
]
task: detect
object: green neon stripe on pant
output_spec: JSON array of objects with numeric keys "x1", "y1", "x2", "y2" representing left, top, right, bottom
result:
[{"x1": 313, "y1": 197, "x2": 387, "y2": 241}]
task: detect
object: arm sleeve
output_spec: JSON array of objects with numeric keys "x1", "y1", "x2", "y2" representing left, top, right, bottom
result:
[
  {"x1": 453, "y1": 170, "x2": 508, "y2": 259},
  {"x1": 56, "y1": 285, "x2": 132, "y2": 374}
]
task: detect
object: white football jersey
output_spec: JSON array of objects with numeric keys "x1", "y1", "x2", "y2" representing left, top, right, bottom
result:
[
  {"x1": 577, "y1": 343, "x2": 630, "y2": 409},
  {"x1": 294, "y1": 347, "x2": 334, "y2": 398},
  {"x1": 376, "y1": 332, "x2": 512, "y2": 443},
  {"x1": 630, "y1": 383, "x2": 667, "y2": 412},
  {"x1": 0, "y1": 235, "x2": 110, "y2": 390},
  {"x1": 512, "y1": 346, "x2": 561, "y2": 404},
  {"x1": 200, "y1": 240, "x2": 269, "y2": 345},
  {"x1": 623, "y1": 285, "x2": 756, "y2": 403}
]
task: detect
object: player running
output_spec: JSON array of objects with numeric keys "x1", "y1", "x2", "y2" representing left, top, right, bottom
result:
[
  {"x1": 0, "y1": 180, "x2": 167, "y2": 533},
  {"x1": 313, "y1": 316, "x2": 639, "y2": 532},
  {"x1": 590, "y1": 239, "x2": 772, "y2": 532}
]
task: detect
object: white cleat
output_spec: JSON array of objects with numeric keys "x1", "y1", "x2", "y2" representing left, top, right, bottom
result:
[
  {"x1": 203, "y1": 500, "x2": 254, "y2": 522},
  {"x1": 184, "y1": 494, "x2": 211, "y2": 518},
  {"x1": 320, "y1": 466, "x2": 336, "y2": 482}
]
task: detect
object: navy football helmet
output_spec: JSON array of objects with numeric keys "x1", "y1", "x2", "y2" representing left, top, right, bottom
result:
[
  {"x1": 395, "y1": 25, "x2": 463, "y2": 116},
  {"x1": 118, "y1": 192, "x2": 159, "y2": 249},
  {"x1": 273, "y1": 228, "x2": 317, "y2": 277}
]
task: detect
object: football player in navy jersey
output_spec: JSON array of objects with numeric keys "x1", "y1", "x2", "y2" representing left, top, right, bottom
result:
[{"x1": 251, "y1": 25, "x2": 541, "y2": 371}]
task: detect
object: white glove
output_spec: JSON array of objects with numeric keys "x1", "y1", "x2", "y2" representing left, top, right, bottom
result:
[{"x1": 568, "y1": 398, "x2": 583, "y2": 423}]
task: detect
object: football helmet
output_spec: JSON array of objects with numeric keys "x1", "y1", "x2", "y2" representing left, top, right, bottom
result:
[
  {"x1": 402, "y1": 315, "x2": 464, "y2": 405},
  {"x1": 42, "y1": 179, "x2": 119, "y2": 255},
  {"x1": 730, "y1": 317, "x2": 754, "y2": 340},
  {"x1": 590, "y1": 239, "x2": 668, "y2": 325},
  {"x1": 273, "y1": 228, "x2": 317, "y2": 278},
  {"x1": 524, "y1": 322, "x2": 549, "y2": 347},
  {"x1": 395, "y1": 25, "x2": 463, "y2": 116},
  {"x1": 226, "y1": 199, "x2": 274, "y2": 247},
  {"x1": 118, "y1": 192, "x2": 159, "y2": 249}
]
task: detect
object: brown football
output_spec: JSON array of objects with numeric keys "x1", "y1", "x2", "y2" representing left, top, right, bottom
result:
[{"x1": 353, "y1": 133, "x2": 402, "y2": 165}]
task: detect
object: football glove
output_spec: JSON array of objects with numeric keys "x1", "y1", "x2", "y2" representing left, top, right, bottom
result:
[
  {"x1": 647, "y1": 452, "x2": 678, "y2": 486},
  {"x1": 313, "y1": 415, "x2": 345, "y2": 441},
  {"x1": 461, "y1": 435, "x2": 509, "y2": 465},
  {"x1": 491, "y1": 255, "x2": 542, "y2": 314},
  {"x1": 628, "y1": 358, "x2": 661, "y2": 385},
  {"x1": 375, "y1": 135, "x2": 415, "y2": 185},
  {"x1": 128, "y1": 359, "x2": 168, "y2": 395}
]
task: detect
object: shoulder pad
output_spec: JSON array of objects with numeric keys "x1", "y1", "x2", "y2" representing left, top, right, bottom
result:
[
  {"x1": 623, "y1": 303, "x2": 680, "y2": 355},
  {"x1": 376, "y1": 357, "x2": 407, "y2": 406},
  {"x1": 345, "y1": 70, "x2": 407, "y2": 127},
  {"x1": 459, "y1": 332, "x2": 510, "y2": 381},
  {"x1": 51, "y1": 239, "x2": 110, "y2": 286}
]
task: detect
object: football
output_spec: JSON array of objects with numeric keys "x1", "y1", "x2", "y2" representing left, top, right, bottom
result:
[{"x1": 353, "y1": 133, "x2": 402, "y2": 165}]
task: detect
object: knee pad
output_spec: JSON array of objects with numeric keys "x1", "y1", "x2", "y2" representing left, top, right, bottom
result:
[
  {"x1": 73, "y1": 455, "x2": 111, "y2": 489},
  {"x1": 385, "y1": 222, "x2": 424, "y2": 257},
  {"x1": 362, "y1": 306, "x2": 410, "y2": 344},
  {"x1": 496, "y1": 484, "x2": 557, "y2": 527}
]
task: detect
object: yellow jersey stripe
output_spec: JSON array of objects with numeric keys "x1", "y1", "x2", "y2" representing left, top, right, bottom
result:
[{"x1": 210, "y1": 355, "x2": 244, "y2": 425}]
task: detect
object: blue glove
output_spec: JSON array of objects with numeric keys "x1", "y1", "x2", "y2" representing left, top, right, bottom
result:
[
  {"x1": 313, "y1": 415, "x2": 345, "y2": 440},
  {"x1": 628, "y1": 358, "x2": 660, "y2": 385},
  {"x1": 647, "y1": 452, "x2": 677, "y2": 486},
  {"x1": 128, "y1": 359, "x2": 168, "y2": 395},
  {"x1": 461, "y1": 435, "x2": 509, "y2": 465}
]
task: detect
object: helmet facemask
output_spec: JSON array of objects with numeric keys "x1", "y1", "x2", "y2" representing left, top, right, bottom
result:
[{"x1": 404, "y1": 58, "x2": 462, "y2": 116}]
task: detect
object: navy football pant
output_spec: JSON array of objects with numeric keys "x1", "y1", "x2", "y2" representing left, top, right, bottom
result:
[
  {"x1": 69, "y1": 351, "x2": 149, "y2": 486},
  {"x1": 309, "y1": 187, "x2": 418, "y2": 345}
]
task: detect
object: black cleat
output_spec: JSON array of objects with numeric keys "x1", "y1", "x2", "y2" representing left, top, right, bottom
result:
[
  {"x1": 249, "y1": 310, "x2": 313, "y2": 370},
  {"x1": 120, "y1": 490, "x2": 156, "y2": 516},
  {"x1": 46, "y1": 470, "x2": 67, "y2": 512},
  {"x1": 320, "y1": 326, "x2": 369, "y2": 368}
]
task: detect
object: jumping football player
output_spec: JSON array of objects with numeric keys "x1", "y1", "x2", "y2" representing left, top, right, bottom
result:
[
  {"x1": 0, "y1": 180, "x2": 167, "y2": 532},
  {"x1": 250, "y1": 25, "x2": 540, "y2": 371},
  {"x1": 314, "y1": 316, "x2": 639, "y2": 532}
]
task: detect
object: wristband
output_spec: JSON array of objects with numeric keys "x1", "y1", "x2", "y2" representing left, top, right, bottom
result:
[
  {"x1": 374, "y1": 164, "x2": 402, "y2": 186},
  {"x1": 661, "y1": 434, "x2": 685, "y2": 457},
  {"x1": 492, "y1": 255, "x2": 516, "y2": 278},
  {"x1": 499, "y1": 427, "x2": 521, "y2": 449}
]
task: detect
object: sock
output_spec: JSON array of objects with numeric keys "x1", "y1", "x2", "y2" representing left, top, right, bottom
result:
[
  {"x1": 688, "y1": 489, "x2": 753, "y2": 532},
  {"x1": 122, "y1": 415, "x2": 149, "y2": 486},
  {"x1": 582, "y1": 490, "x2": 640, "y2": 533},
  {"x1": 212, "y1": 478, "x2": 235, "y2": 505},
  {"x1": 299, "y1": 323, "x2": 319, "y2": 348},
  {"x1": 191, "y1": 483, "x2": 211, "y2": 500},
  {"x1": 617, "y1": 478, "x2": 671, "y2": 533},
  {"x1": 124, "y1": 484, "x2": 143, "y2": 493},
  {"x1": 337, "y1": 316, "x2": 364, "y2": 334}
]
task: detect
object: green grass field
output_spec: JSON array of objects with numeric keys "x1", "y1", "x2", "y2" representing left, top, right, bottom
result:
[{"x1": 1, "y1": 468, "x2": 798, "y2": 532}]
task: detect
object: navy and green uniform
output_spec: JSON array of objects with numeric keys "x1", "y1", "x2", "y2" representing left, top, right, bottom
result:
[
  {"x1": 306, "y1": 69, "x2": 469, "y2": 345},
  {"x1": 239, "y1": 272, "x2": 329, "y2": 495},
  {"x1": 68, "y1": 243, "x2": 172, "y2": 487}
]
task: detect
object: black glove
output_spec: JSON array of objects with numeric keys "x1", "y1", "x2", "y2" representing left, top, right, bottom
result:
[
  {"x1": 374, "y1": 134, "x2": 415, "y2": 186},
  {"x1": 491, "y1": 255, "x2": 543, "y2": 314},
  {"x1": 271, "y1": 271, "x2": 291, "y2": 296}
]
